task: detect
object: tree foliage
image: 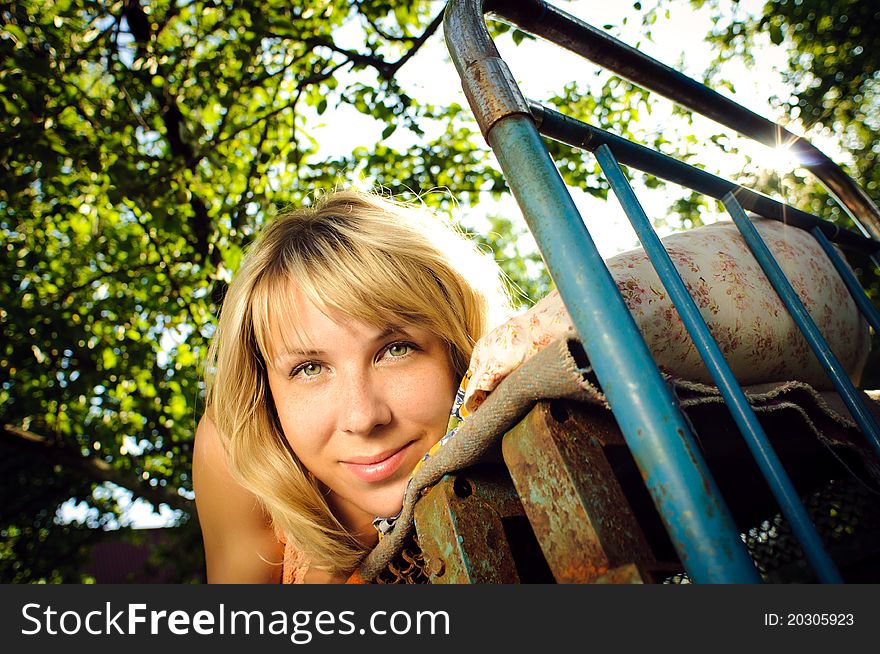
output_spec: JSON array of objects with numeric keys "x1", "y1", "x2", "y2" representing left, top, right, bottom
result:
[
  {"x1": 2, "y1": 0, "x2": 877, "y2": 582},
  {"x1": 694, "y1": 0, "x2": 880, "y2": 215},
  {"x1": 1, "y1": 0, "x2": 545, "y2": 582},
  {"x1": 691, "y1": 0, "x2": 880, "y2": 381}
]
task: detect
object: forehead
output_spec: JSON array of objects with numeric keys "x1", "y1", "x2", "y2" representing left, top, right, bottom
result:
[{"x1": 254, "y1": 278, "x2": 407, "y2": 365}]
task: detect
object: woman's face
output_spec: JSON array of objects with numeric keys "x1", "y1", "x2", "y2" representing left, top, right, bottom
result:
[{"x1": 265, "y1": 288, "x2": 458, "y2": 539}]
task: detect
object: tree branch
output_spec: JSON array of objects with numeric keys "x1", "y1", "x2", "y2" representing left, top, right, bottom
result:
[
  {"x1": 312, "y1": 37, "x2": 392, "y2": 76},
  {"x1": 312, "y1": 6, "x2": 444, "y2": 81},
  {"x1": 384, "y1": 7, "x2": 445, "y2": 79},
  {"x1": 231, "y1": 70, "x2": 285, "y2": 232},
  {"x1": 208, "y1": 61, "x2": 350, "y2": 154},
  {"x1": 2, "y1": 423, "x2": 194, "y2": 513},
  {"x1": 121, "y1": 0, "x2": 215, "y2": 265},
  {"x1": 356, "y1": 2, "x2": 420, "y2": 43},
  {"x1": 123, "y1": 199, "x2": 208, "y2": 334}
]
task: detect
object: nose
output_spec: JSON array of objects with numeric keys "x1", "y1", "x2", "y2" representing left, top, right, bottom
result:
[{"x1": 339, "y1": 372, "x2": 392, "y2": 436}]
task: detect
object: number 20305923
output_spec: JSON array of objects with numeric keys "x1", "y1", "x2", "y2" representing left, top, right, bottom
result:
[{"x1": 764, "y1": 613, "x2": 854, "y2": 626}]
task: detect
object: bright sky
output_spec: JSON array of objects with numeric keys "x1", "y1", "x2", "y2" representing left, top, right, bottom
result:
[
  {"x1": 309, "y1": 0, "x2": 840, "y2": 257},
  {"x1": 60, "y1": 0, "x2": 846, "y2": 530}
]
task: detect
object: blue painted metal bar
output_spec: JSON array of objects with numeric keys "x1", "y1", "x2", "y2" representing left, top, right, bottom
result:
[
  {"x1": 529, "y1": 102, "x2": 879, "y2": 257},
  {"x1": 723, "y1": 193, "x2": 880, "y2": 462},
  {"x1": 492, "y1": 0, "x2": 880, "y2": 242},
  {"x1": 483, "y1": 114, "x2": 761, "y2": 583},
  {"x1": 810, "y1": 226, "x2": 880, "y2": 334},
  {"x1": 595, "y1": 145, "x2": 842, "y2": 583}
]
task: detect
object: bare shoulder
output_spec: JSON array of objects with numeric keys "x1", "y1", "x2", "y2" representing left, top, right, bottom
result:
[{"x1": 193, "y1": 414, "x2": 284, "y2": 583}]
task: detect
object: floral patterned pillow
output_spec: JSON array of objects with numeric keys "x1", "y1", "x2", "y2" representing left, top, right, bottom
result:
[{"x1": 463, "y1": 218, "x2": 871, "y2": 411}]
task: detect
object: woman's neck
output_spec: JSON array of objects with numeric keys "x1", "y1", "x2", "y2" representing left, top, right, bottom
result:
[{"x1": 324, "y1": 490, "x2": 381, "y2": 549}]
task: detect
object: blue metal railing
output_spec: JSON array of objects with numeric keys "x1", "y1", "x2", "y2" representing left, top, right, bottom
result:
[
  {"x1": 445, "y1": 0, "x2": 880, "y2": 583},
  {"x1": 528, "y1": 102, "x2": 878, "y2": 256},
  {"x1": 487, "y1": 114, "x2": 761, "y2": 583},
  {"x1": 597, "y1": 145, "x2": 842, "y2": 583},
  {"x1": 810, "y1": 226, "x2": 880, "y2": 334},
  {"x1": 481, "y1": 0, "x2": 880, "y2": 242},
  {"x1": 723, "y1": 193, "x2": 880, "y2": 462}
]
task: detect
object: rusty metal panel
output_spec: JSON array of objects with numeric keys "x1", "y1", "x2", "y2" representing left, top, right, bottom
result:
[
  {"x1": 414, "y1": 466, "x2": 522, "y2": 584},
  {"x1": 503, "y1": 400, "x2": 654, "y2": 583},
  {"x1": 592, "y1": 563, "x2": 647, "y2": 584},
  {"x1": 593, "y1": 562, "x2": 689, "y2": 584}
]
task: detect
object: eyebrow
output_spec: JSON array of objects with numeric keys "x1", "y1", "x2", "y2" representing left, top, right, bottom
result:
[
  {"x1": 271, "y1": 325, "x2": 412, "y2": 367},
  {"x1": 378, "y1": 325, "x2": 411, "y2": 339}
]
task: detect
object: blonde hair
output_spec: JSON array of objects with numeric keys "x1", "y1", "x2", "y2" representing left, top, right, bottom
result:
[{"x1": 204, "y1": 190, "x2": 511, "y2": 575}]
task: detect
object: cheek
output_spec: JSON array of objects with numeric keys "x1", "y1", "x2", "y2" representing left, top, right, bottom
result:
[
  {"x1": 392, "y1": 362, "x2": 457, "y2": 427},
  {"x1": 270, "y1": 388, "x2": 331, "y2": 462}
]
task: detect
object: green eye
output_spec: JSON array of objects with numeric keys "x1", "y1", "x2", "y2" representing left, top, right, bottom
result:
[
  {"x1": 291, "y1": 362, "x2": 323, "y2": 379},
  {"x1": 387, "y1": 343, "x2": 411, "y2": 357}
]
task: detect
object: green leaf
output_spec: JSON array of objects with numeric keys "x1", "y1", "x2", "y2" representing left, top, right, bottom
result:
[
  {"x1": 769, "y1": 24, "x2": 784, "y2": 45},
  {"x1": 102, "y1": 348, "x2": 117, "y2": 370},
  {"x1": 511, "y1": 29, "x2": 534, "y2": 46}
]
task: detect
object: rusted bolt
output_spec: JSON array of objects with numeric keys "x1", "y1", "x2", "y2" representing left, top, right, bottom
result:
[
  {"x1": 453, "y1": 475, "x2": 473, "y2": 498},
  {"x1": 550, "y1": 400, "x2": 570, "y2": 423}
]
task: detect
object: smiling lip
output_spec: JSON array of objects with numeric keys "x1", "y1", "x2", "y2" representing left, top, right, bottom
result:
[{"x1": 341, "y1": 442, "x2": 414, "y2": 483}]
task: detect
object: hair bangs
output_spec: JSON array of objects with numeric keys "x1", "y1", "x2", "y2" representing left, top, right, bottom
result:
[
  {"x1": 251, "y1": 269, "x2": 311, "y2": 373},
  {"x1": 252, "y1": 238, "x2": 456, "y2": 372}
]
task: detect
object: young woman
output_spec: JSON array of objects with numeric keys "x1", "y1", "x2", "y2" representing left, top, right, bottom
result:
[
  {"x1": 193, "y1": 190, "x2": 511, "y2": 583},
  {"x1": 193, "y1": 189, "x2": 869, "y2": 583}
]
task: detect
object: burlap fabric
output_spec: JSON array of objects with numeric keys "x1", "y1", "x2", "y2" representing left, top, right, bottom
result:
[{"x1": 357, "y1": 338, "x2": 880, "y2": 581}]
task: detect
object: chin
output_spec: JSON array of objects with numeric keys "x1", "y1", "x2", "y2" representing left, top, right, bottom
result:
[{"x1": 363, "y1": 481, "x2": 408, "y2": 520}]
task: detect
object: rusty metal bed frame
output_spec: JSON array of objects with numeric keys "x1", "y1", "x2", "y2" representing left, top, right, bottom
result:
[{"x1": 410, "y1": 0, "x2": 880, "y2": 584}]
